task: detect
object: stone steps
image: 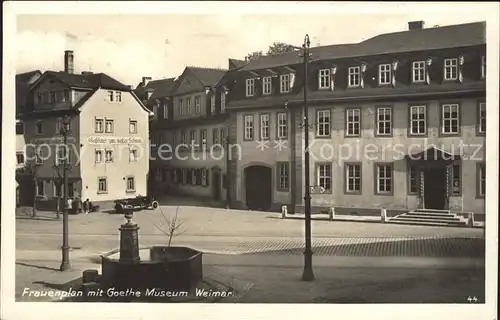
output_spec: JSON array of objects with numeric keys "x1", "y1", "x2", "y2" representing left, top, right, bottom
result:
[{"x1": 389, "y1": 209, "x2": 468, "y2": 227}]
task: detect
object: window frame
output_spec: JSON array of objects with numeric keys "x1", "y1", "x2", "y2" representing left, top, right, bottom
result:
[
  {"x1": 129, "y1": 119, "x2": 138, "y2": 134},
  {"x1": 374, "y1": 163, "x2": 393, "y2": 195},
  {"x1": 318, "y1": 69, "x2": 331, "y2": 90},
  {"x1": 407, "y1": 165, "x2": 419, "y2": 195},
  {"x1": 97, "y1": 177, "x2": 108, "y2": 194},
  {"x1": 477, "y1": 101, "x2": 486, "y2": 135},
  {"x1": 108, "y1": 91, "x2": 114, "y2": 102},
  {"x1": 378, "y1": 64, "x2": 392, "y2": 85},
  {"x1": 440, "y1": 103, "x2": 461, "y2": 136},
  {"x1": 115, "y1": 91, "x2": 122, "y2": 102},
  {"x1": 126, "y1": 176, "x2": 135, "y2": 193},
  {"x1": 412, "y1": 61, "x2": 426, "y2": 83},
  {"x1": 408, "y1": 104, "x2": 427, "y2": 136},
  {"x1": 315, "y1": 163, "x2": 333, "y2": 194},
  {"x1": 280, "y1": 74, "x2": 290, "y2": 93},
  {"x1": 35, "y1": 121, "x2": 43, "y2": 135},
  {"x1": 246, "y1": 78, "x2": 255, "y2": 97},
  {"x1": 95, "y1": 149, "x2": 103, "y2": 163},
  {"x1": 315, "y1": 109, "x2": 331, "y2": 138},
  {"x1": 344, "y1": 162, "x2": 362, "y2": 195},
  {"x1": 129, "y1": 148, "x2": 138, "y2": 162},
  {"x1": 195, "y1": 95, "x2": 201, "y2": 114},
  {"x1": 476, "y1": 163, "x2": 486, "y2": 199},
  {"x1": 276, "y1": 162, "x2": 290, "y2": 192},
  {"x1": 276, "y1": 112, "x2": 288, "y2": 140},
  {"x1": 444, "y1": 58, "x2": 458, "y2": 81},
  {"x1": 348, "y1": 66, "x2": 361, "y2": 88},
  {"x1": 105, "y1": 119, "x2": 114, "y2": 133},
  {"x1": 220, "y1": 92, "x2": 226, "y2": 112},
  {"x1": 450, "y1": 163, "x2": 462, "y2": 197},
  {"x1": 259, "y1": 113, "x2": 270, "y2": 140},
  {"x1": 243, "y1": 114, "x2": 254, "y2": 141},
  {"x1": 262, "y1": 76, "x2": 272, "y2": 95},
  {"x1": 105, "y1": 149, "x2": 114, "y2": 163},
  {"x1": 375, "y1": 106, "x2": 393, "y2": 137},
  {"x1": 36, "y1": 180, "x2": 45, "y2": 197},
  {"x1": 345, "y1": 108, "x2": 361, "y2": 137}
]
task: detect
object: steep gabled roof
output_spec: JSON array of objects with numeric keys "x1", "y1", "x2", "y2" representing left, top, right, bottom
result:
[
  {"x1": 186, "y1": 67, "x2": 227, "y2": 87},
  {"x1": 16, "y1": 70, "x2": 42, "y2": 114},
  {"x1": 35, "y1": 71, "x2": 132, "y2": 91},
  {"x1": 228, "y1": 58, "x2": 247, "y2": 69},
  {"x1": 241, "y1": 21, "x2": 486, "y2": 71},
  {"x1": 150, "y1": 78, "x2": 176, "y2": 99}
]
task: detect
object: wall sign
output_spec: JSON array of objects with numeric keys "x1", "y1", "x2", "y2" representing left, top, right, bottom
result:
[{"x1": 87, "y1": 136, "x2": 144, "y2": 145}]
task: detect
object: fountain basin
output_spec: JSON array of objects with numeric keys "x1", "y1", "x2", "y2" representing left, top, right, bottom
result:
[{"x1": 101, "y1": 246, "x2": 203, "y2": 293}]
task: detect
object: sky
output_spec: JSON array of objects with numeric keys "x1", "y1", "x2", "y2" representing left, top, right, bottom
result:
[{"x1": 14, "y1": 2, "x2": 493, "y2": 87}]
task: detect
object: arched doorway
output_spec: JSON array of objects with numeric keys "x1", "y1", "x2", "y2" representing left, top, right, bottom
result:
[{"x1": 245, "y1": 165, "x2": 272, "y2": 211}]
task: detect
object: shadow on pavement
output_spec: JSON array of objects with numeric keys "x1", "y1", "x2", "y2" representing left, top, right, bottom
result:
[
  {"x1": 16, "y1": 262, "x2": 61, "y2": 272},
  {"x1": 240, "y1": 237, "x2": 485, "y2": 257}
]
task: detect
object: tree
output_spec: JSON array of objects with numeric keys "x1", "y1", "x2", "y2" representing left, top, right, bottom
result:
[
  {"x1": 154, "y1": 206, "x2": 186, "y2": 247},
  {"x1": 266, "y1": 42, "x2": 296, "y2": 56},
  {"x1": 24, "y1": 155, "x2": 42, "y2": 218},
  {"x1": 245, "y1": 51, "x2": 263, "y2": 62}
]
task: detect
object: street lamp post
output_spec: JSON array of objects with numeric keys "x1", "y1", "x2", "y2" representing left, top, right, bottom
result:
[
  {"x1": 301, "y1": 34, "x2": 314, "y2": 281},
  {"x1": 60, "y1": 115, "x2": 71, "y2": 272},
  {"x1": 223, "y1": 134, "x2": 231, "y2": 209}
]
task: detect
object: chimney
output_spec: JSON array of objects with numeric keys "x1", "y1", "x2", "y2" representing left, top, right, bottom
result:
[
  {"x1": 142, "y1": 77, "x2": 152, "y2": 86},
  {"x1": 64, "y1": 50, "x2": 74, "y2": 74},
  {"x1": 408, "y1": 21, "x2": 425, "y2": 31}
]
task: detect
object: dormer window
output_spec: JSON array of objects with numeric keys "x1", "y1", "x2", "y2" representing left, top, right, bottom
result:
[
  {"x1": 246, "y1": 78, "x2": 255, "y2": 97},
  {"x1": 262, "y1": 76, "x2": 272, "y2": 95},
  {"x1": 378, "y1": 64, "x2": 391, "y2": 85},
  {"x1": 195, "y1": 96, "x2": 201, "y2": 113},
  {"x1": 412, "y1": 61, "x2": 426, "y2": 83},
  {"x1": 481, "y1": 56, "x2": 486, "y2": 79},
  {"x1": 280, "y1": 74, "x2": 290, "y2": 93},
  {"x1": 187, "y1": 97, "x2": 192, "y2": 114},
  {"x1": 178, "y1": 99, "x2": 184, "y2": 115},
  {"x1": 220, "y1": 92, "x2": 226, "y2": 112},
  {"x1": 318, "y1": 69, "x2": 330, "y2": 89},
  {"x1": 210, "y1": 94, "x2": 216, "y2": 113},
  {"x1": 348, "y1": 66, "x2": 361, "y2": 87},
  {"x1": 444, "y1": 58, "x2": 458, "y2": 81}
]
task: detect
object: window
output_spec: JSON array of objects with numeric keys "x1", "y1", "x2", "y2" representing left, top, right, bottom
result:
[
  {"x1": 277, "y1": 112, "x2": 288, "y2": 139},
  {"x1": 190, "y1": 130, "x2": 197, "y2": 147},
  {"x1": 50, "y1": 91, "x2": 56, "y2": 103},
  {"x1": 280, "y1": 74, "x2": 290, "y2": 93},
  {"x1": 220, "y1": 128, "x2": 225, "y2": 142},
  {"x1": 16, "y1": 152, "x2": 25, "y2": 165},
  {"x1": 36, "y1": 121, "x2": 43, "y2": 135},
  {"x1": 54, "y1": 182, "x2": 62, "y2": 198},
  {"x1": 408, "y1": 165, "x2": 418, "y2": 194},
  {"x1": 105, "y1": 149, "x2": 113, "y2": 163},
  {"x1": 163, "y1": 103, "x2": 168, "y2": 119},
  {"x1": 211, "y1": 95, "x2": 216, "y2": 113},
  {"x1": 200, "y1": 130, "x2": 207, "y2": 150},
  {"x1": 444, "y1": 58, "x2": 458, "y2": 81},
  {"x1": 94, "y1": 118, "x2": 104, "y2": 133},
  {"x1": 95, "y1": 149, "x2": 103, "y2": 163},
  {"x1": 348, "y1": 66, "x2": 361, "y2": 87},
  {"x1": 126, "y1": 177, "x2": 135, "y2": 192},
  {"x1": 376, "y1": 107, "x2": 392, "y2": 136},
  {"x1": 318, "y1": 69, "x2": 330, "y2": 89},
  {"x1": 37, "y1": 92, "x2": 42, "y2": 104},
  {"x1": 172, "y1": 169, "x2": 178, "y2": 184},
  {"x1": 212, "y1": 128, "x2": 219, "y2": 145},
  {"x1": 16, "y1": 121, "x2": 24, "y2": 135},
  {"x1": 201, "y1": 169, "x2": 208, "y2": 186},
  {"x1": 187, "y1": 97, "x2": 192, "y2": 114},
  {"x1": 244, "y1": 115, "x2": 254, "y2": 140},
  {"x1": 195, "y1": 96, "x2": 201, "y2": 114},
  {"x1": 178, "y1": 99, "x2": 184, "y2": 115},
  {"x1": 481, "y1": 56, "x2": 486, "y2": 79},
  {"x1": 95, "y1": 178, "x2": 107, "y2": 194},
  {"x1": 108, "y1": 91, "x2": 114, "y2": 102},
  {"x1": 277, "y1": 162, "x2": 289, "y2": 191},
  {"x1": 129, "y1": 149, "x2": 138, "y2": 162},
  {"x1": 441, "y1": 104, "x2": 460, "y2": 134},
  {"x1": 478, "y1": 102, "x2": 486, "y2": 134},
  {"x1": 105, "y1": 119, "x2": 114, "y2": 133},
  {"x1": 55, "y1": 146, "x2": 71, "y2": 165},
  {"x1": 182, "y1": 168, "x2": 188, "y2": 184},
  {"x1": 63, "y1": 89, "x2": 70, "y2": 102},
  {"x1": 153, "y1": 105, "x2": 158, "y2": 117},
  {"x1": 115, "y1": 92, "x2": 122, "y2": 102},
  {"x1": 246, "y1": 78, "x2": 255, "y2": 97},
  {"x1": 316, "y1": 164, "x2": 332, "y2": 192},
  {"x1": 412, "y1": 61, "x2": 426, "y2": 83},
  {"x1": 262, "y1": 76, "x2": 272, "y2": 95},
  {"x1": 376, "y1": 164, "x2": 393, "y2": 194},
  {"x1": 409, "y1": 105, "x2": 427, "y2": 135},
  {"x1": 478, "y1": 163, "x2": 485, "y2": 197},
  {"x1": 172, "y1": 132, "x2": 177, "y2": 147},
  {"x1": 129, "y1": 120, "x2": 137, "y2": 134},
  {"x1": 316, "y1": 110, "x2": 331, "y2": 137},
  {"x1": 260, "y1": 114, "x2": 270, "y2": 140},
  {"x1": 378, "y1": 64, "x2": 391, "y2": 85},
  {"x1": 37, "y1": 180, "x2": 45, "y2": 196},
  {"x1": 181, "y1": 131, "x2": 187, "y2": 145},
  {"x1": 346, "y1": 108, "x2": 361, "y2": 137},
  {"x1": 451, "y1": 164, "x2": 461, "y2": 196},
  {"x1": 220, "y1": 93, "x2": 226, "y2": 112},
  {"x1": 42, "y1": 92, "x2": 50, "y2": 103},
  {"x1": 345, "y1": 163, "x2": 361, "y2": 193}
]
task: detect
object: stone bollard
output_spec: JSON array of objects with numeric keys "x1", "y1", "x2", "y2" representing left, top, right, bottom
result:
[
  {"x1": 82, "y1": 269, "x2": 99, "y2": 284},
  {"x1": 381, "y1": 208, "x2": 387, "y2": 222},
  {"x1": 329, "y1": 207, "x2": 335, "y2": 221},
  {"x1": 281, "y1": 205, "x2": 288, "y2": 218},
  {"x1": 468, "y1": 212, "x2": 475, "y2": 227}
]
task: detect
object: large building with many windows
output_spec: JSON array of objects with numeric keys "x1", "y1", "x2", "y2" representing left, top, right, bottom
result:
[
  {"x1": 18, "y1": 50, "x2": 152, "y2": 209},
  {"x1": 219, "y1": 21, "x2": 486, "y2": 218}
]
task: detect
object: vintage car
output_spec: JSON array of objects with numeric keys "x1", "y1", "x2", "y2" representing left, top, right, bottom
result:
[{"x1": 114, "y1": 195, "x2": 159, "y2": 214}]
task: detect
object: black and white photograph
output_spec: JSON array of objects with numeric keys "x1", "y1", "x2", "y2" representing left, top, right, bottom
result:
[{"x1": 1, "y1": 2, "x2": 498, "y2": 320}]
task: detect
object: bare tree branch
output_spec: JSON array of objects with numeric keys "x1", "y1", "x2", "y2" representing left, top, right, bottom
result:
[{"x1": 153, "y1": 205, "x2": 187, "y2": 247}]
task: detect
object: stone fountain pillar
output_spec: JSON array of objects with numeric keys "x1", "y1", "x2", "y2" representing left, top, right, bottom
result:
[{"x1": 119, "y1": 211, "x2": 140, "y2": 264}]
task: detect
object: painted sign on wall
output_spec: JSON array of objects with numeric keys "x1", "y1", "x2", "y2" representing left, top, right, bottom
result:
[{"x1": 87, "y1": 136, "x2": 144, "y2": 145}]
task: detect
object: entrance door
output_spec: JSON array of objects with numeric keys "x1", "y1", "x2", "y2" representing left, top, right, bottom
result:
[
  {"x1": 213, "y1": 170, "x2": 221, "y2": 201},
  {"x1": 245, "y1": 165, "x2": 272, "y2": 211},
  {"x1": 424, "y1": 167, "x2": 446, "y2": 210}
]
